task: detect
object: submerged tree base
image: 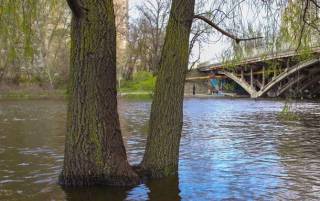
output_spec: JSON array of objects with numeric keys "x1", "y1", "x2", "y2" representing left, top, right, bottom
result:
[
  {"x1": 58, "y1": 164, "x2": 178, "y2": 188},
  {"x1": 132, "y1": 165, "x2": 178, "y2": 180},
  {"x1": 58, "y1": 171, "x2": 140, "y2": 187}
]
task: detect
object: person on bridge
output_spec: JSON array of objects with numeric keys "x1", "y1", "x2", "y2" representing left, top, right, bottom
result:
[{"x1": 193, "y1": 84, "x2": 196, "y2": 95}]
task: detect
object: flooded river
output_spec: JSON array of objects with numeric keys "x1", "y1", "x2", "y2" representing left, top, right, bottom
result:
[{"x1": 0, "y1": 98, "x2": 319, "y2": 200}]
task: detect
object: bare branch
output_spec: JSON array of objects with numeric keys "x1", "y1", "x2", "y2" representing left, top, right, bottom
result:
[
  {"x1": 193, "y1": 14, "x2": 263, "y2": 43},
  {"x1": 310, "y1": 0, "x2": 320, "y2": 9},
  {"x1": 304, "y1": 19, "x2": 320, "y2": 33}
]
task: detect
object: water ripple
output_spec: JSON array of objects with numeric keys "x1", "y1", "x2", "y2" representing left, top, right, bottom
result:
[{"x1": 0, "y1": 98, "x2": 319, "y2": 200}]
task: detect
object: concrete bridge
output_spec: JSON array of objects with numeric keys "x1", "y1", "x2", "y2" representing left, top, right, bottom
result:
[{"x1": 186, "y1": 47, "x2": 320, "y2": 98}]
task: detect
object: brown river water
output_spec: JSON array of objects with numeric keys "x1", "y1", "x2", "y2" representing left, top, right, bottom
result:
[{"x1": 0, "y1": 98, "x2": 319, "y2": 201}]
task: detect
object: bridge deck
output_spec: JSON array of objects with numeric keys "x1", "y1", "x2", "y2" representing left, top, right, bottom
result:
[{"x1": 198, "y1": 47, "x2": 320, "y2": 72}]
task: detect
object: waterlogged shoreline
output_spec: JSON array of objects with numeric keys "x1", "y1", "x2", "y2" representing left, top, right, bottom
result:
[
  {"x1": 0, "y1": 89, "x2": 67, "y2": 100},
  {"x1": 0, "y1": 90, "x2": 154, "y2": 100},
  {"x1": 1, "y1": 89, "x2": 319, "y2": 102},
  {"x1": 0, "y1": 89, "x2": 236, "y2": 99}
]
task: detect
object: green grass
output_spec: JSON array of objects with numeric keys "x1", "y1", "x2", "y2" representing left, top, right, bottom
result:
[{"x1": 119, "y1": 71, "x2": 156, "y2": 93}]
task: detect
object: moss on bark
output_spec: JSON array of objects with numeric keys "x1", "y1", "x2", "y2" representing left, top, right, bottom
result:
[{"x1": 140, "y1": 0, "x2": 196, "y2": 178}]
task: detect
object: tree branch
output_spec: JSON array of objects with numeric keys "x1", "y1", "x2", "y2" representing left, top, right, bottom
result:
[
  {"x1": 193, "y1": 14, "x2": 263, "y2": 43},
  {"x1": 66, "y1": 0, "x2": 83, "y2": 18},
  {"x1": 310, "y1": 0, "x2": 320, "y2": 9},
  {"x1": 304, "y1": 19, "x2": 320, "y2": 33}
]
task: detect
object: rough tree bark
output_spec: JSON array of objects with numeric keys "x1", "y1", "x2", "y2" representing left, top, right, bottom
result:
[
  {"x1": 139, "y1": 0, "x2": 196, "y2": 178},
  {"x1": 60, "y1": 0, "x2": 139, "y2": 186}
]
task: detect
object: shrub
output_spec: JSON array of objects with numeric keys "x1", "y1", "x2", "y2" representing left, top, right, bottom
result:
[
  {"x1": 278, "y1": 102, "x2": 300, "y2": 121},
  {"x1": 120, "y1": 71, "x2": 156, "y2": 92}
]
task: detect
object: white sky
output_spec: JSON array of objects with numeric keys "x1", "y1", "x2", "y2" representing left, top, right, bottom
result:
[{"x1": 128, "y1": 0, "x2": 228, "y2": 63}]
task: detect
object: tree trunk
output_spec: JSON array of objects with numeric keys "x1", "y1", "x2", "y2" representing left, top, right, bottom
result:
[
  {"x1": 60, "y1": 0, "x2": 139, "y2": 187},
  {"x1": 140, "y1": 0, "x2": 195, "y2": 178}
]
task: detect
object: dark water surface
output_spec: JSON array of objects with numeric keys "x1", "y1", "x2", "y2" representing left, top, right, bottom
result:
[{"x1": 0, "y1": 98, "x2": 320, "y2": 201}]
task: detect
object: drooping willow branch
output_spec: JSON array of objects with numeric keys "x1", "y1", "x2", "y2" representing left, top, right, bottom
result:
[
  {"x1": 193, "y1": 14, "x2": 263, "y2": 43},
  {"x1": 296, "y1": 0, "x2": 310, "y2": 50}
]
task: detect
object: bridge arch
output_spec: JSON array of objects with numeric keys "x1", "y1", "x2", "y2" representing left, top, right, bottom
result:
[
  {"x1": 218, "y1": 70, "x2": 257, "y2": 96},
  {"x1": 254, "y1": 58, "x2": 320, "y2": 98},
  {"x1": 299, "y1": 74, "x2": 320, "y2": 92},
  {"x1": 218, "y1": 58, "x2": 319, "y2": 98}
]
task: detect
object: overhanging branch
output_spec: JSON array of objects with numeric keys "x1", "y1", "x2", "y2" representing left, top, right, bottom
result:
[
  {"x1": 193, "y1": 15, "x2": 263, "y2": 43},
  {"x1": 310, "y1": 0, "x2": 320, "y2": 9}
]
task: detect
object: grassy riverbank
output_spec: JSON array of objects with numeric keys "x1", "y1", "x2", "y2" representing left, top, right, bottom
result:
[
  {"x1": 0, "y1": 86, "x2": 154, "y2": 100},
  {"x1": 0, "y1": 89, "x2": 68, "y2": 100}
]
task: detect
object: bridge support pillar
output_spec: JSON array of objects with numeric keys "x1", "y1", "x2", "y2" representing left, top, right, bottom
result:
[
  {"x1": 184, "y1": 81, "x2": 209, "y2": 95},
  {"x1": 241, "y1": 69, "x2": 244, "y2": 80},
  {"x1": 250, "y1": 67, "x2": 253, "y2": 87},
  {"x1": 262, "y1": 66, "x2": 265, "y2": 87}
]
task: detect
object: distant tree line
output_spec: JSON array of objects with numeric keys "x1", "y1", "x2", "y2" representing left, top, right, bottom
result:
[{"x1": 1, "y1": 0, "x2": 319, "y2": 90}]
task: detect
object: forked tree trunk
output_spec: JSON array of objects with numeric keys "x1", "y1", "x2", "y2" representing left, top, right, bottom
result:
[
  {"x1": 140, "y1": 0, "x2": 195, "y2": 178},
  {"x1": 60, "y1": 0, "x2": 139, "y2": 186}
]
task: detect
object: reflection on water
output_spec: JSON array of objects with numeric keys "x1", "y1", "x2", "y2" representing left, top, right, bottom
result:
[
  {"x1": 0, "y1": 98, "x2": 320, "y2": 200},
  {"x1": 64, "y1": 176, "x2": 180, "y2": 201}
]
